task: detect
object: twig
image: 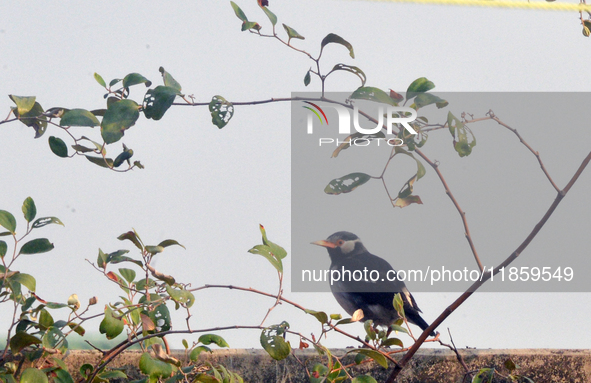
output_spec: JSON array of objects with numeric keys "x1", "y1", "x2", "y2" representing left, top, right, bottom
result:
[{"x1": 385, "y1": 150, "x2": 591, "y2": 382}]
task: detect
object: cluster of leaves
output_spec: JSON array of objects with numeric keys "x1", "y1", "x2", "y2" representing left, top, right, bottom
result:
[
  {"x1": 0, "y1": 198, "x2": 243, "y2": 383},
  {"x1": 5, "y1": 66, "x2": 236, "y2": 172}
]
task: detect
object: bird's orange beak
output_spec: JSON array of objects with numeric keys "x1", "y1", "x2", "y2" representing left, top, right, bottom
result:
[{"x1": 311, "y1": 240, "x2": 337, "y2": 248}]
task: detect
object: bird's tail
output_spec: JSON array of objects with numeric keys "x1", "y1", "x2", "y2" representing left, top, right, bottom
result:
[{"x1": 406, "y1": 312, "x2": 436, "y2": 337}]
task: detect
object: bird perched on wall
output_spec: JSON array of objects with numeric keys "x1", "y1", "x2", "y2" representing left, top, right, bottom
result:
[{"x1": 313, "y1": 231, "x2": 436, "y2": 337}]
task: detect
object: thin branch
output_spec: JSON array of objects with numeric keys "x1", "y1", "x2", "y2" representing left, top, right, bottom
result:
[
  {"x1": 385, "y1": 150, "x2": 591, "y2": 383},
  {"x1": 487, "y1": 112, "x2": 560, "y2": 192}
]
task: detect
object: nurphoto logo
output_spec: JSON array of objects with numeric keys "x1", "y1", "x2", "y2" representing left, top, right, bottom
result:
[{"x1": 303, "y1": 101, "x2": 418, "y2": 147}]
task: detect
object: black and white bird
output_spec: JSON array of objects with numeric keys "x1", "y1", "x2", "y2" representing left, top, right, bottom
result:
[{"x1": 313, "y1": 231, "x2": 436, "y2": 336}]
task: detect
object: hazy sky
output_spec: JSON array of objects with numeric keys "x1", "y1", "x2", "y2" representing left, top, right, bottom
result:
[{"x1": 1, "y1": 0, "x2": 590, "y2": 351}]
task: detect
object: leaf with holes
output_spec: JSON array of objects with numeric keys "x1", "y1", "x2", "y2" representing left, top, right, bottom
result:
[
  {"x1": 324, "y1": 172, "x2": 371, "y2": 195},
  {"x1": 209, "y1": 95, "x2": 234, "y2": 129},
  {"x1": 447, "y1": 111, "x2": 476, "y2": 157},
  {"x1": 350, "y1": 86, "x2": 396, "y2": 106},
  {"x1": 143, "y1": 86, "x2": 180, "y2": 121},
  {"x1": 32, "y1": 216, "x2": 64, "y2": 229},
  {"x1": 260, "y1": 322, "x2": 291, "y2": 360}
]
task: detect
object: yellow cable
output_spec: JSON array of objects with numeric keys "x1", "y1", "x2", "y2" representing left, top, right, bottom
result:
[{"x1": 363, "y1": 0, "x2": 591, "y2": 11}]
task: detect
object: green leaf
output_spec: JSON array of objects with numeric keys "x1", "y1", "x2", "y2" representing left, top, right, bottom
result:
[
  {"x1": 22, "y1": 197, "x2": 36, "y2": 223},
  {"x1": 32, "y1": 217, "x2": 64, "y2": 229},
  {"x1": 19, "y1": 238, "x2": 54, "y2": 255},
  {"x1": 122, "y1": 73, "x2": 152, "y2": 88},
  {"x1": 324, "y1": 172, "x2": 372, "y2": 195},
  {"x1": 79, "y1": 364, "x2": 93, "y2": 379},
  {"x1": 260, "y1": 322, "x2": 291, "y2": 360},
  {"x1": 118, "y1": 230, "x2": 143, "y2": 250},
  {"x1": 59, "y1": 109, "x2": 100, "y2": 127},
  {"x1": 447, "y1": 111, "x2": 476, "y2": 157},
  {"x1": 9, "y1": 95, "x2": 36, "y2": 115},
  {"x1": 97, "y1": 371, "x2": 127, "y2": 380},
  {"x1": 113, "y1": 147, "x2": 134, "y2": 168},
  {"x1": 145, "y1": 245, "x2": 164, "y2": 254},
  {"x1": 189, "y1": 346, "x2": 212, "y2": 361},
  {"x1": 414, "y1": 93, "x2": 448, "y2": 109},
  {"x1": 49, "y1": 136, "x2": 69, "y2": 158},
  {"x1": 143, "y1": 86, "x2": 180, "y2": 121},
  {"x1": 159, "y1": 67, "x2": 182, "y2": 92},
  {"x1": 52, "y1": 369, "x2": 74, "y2": 383},
  {"x1": 11, "y1": 273, "x2": 36, "y2": 292},
  {"x1": 382, "y1": 337, "x2": 403, "y2": 348},
  {"x1": 282, "y1": 24, "x2": 304, "y2": 41},
  {"x1": 99, "y1": 306, "x2": 124, "y2": 340},
  {"x1": 305, "y1": 309, "x2": 328, "y2": 324},
  {"x1": 0, "y1": 210, "x2": 17, "y2": 234},
  {"x1": 85, "y1": 155, "x2": 114, "y2": 168},
  {"x1": 165, "y1": 285, "x2": 195, "y2": 308},
  {"x1": 157, "y1": 239, "x2": 186, "y2": 250},
  {"x1": 406, "y1": 77, "x2": 435, "y2": 100},
  {"x1": 230, "y1": 1, "x2": 248, "y2": 21},
  {"x1": 330, "y1": 313, "x2": 342, "y2": 320},
  {"x1": 109, "y1": 78, "x2": 121, "y2": 87},
  {"x1": 347, "y1": 349, "x2": 388, "y2": 369},
  {"x1": 504, "y1": 358, "x2": 518, "y2": 371},
  {"x1": 198, "y1": 334, "x2": 229, "y2": 348},
  {"x1": 19, "y1": 368, "x2": 48, "y2": 383},
  {"x1": 9, "y1": 332, "x2": 41, "y2": 353},
  {"x1": 100, "y1": 99, "x2": 140, "y2": 144},
  {"x1": 209, "y1": 95, "x2": 234, "y2": 129},
  {"x1": 118, "y1": 268, "x2": 136, "y2": 283},
  {"x1": 13, "y1": 101, "x2": 47, "y2": 138},
  {"x1": 248, "y1": 245, "x2": 282, "y2": 272},
  {"x1": 394, "y1": 147, "x2": 426, "y2": 180},
  {"x1": 94, "y1": 73, "x2": 106, "y2": 88},
  {"x1": 260, "y1": 6, "x2": 277, "y2": 26},
  {"x1": 472, "y1": 368, "x2": 494, "y2": 383},
  {"x1": 350, "y1": 86, "x2": 396, "y2": 106},
  {"x1": 329, "y1": 64, "x2": 366, "y2": 87},
  {"x1": 321, "y1": 33, "x2": 354, "y2": 58},
  {"x1": 393, "y1": 293, "x2": 405, "y2": 318},
  {"x1": 259, "y1": 224, "x2": 286, "y2": 259},
  {"x1": 351, "y1": 376, "x2": 378, "y2": 383},
  {"x1": 68, "y1": 322, "x2": 86, "y2": 336},
  {"x1": 139, "y1": 352, "x2": 174, "y2": 381},
  {"x1": 241, "y1": 20, "x2": 261, "y2": 31},
  {"x1": 42, "y1": 327, "x2": 67, "y2": 354},
  {"x1": 107, "y1": 250, "x2": 143, "y2": 267},
  {"x1": 0, "y1": 240, "x2": 6, "y2": 257},
  {"x1": 71, "y1": 144, "x2": 95, "y2": 153},
  {"x1": 139, "y1": 294, "x2": 172, "y2": 333},
  {"x1": 304, "y1": 70, "x2": 311, "y2": 86}
]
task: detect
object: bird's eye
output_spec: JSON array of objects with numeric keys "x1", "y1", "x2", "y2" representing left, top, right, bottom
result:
[{"x1": 336, "y1": 239, "x2": 344, "y2": 246}]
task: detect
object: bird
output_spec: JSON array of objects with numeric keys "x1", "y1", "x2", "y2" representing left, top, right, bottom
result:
[{"x1": 312, "y1": 231, "x2": 436, "y2": 337}]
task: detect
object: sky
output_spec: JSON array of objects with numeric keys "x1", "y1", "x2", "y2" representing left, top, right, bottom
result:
[{"x1": 1, "y1": 0, "x2": 590, "y2": 352}]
